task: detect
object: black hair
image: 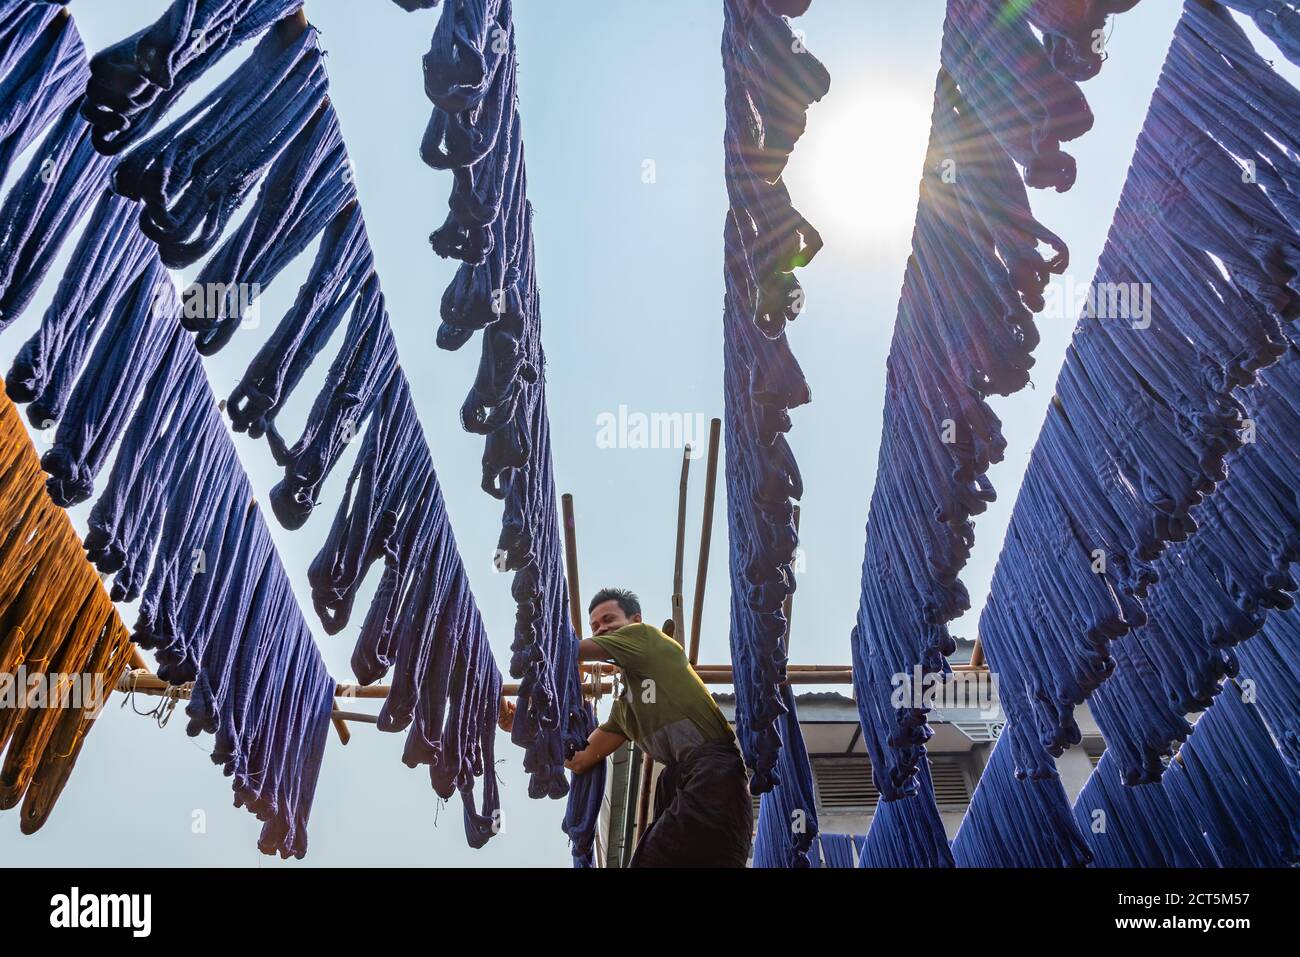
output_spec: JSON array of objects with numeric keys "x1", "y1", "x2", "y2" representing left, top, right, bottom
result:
[{"x1": 588, "y1": 587, "x2": 641, "y2": 619}]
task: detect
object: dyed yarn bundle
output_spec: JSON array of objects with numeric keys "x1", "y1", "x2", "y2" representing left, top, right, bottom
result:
[
  {"x1": 0, "y1": 171, "x2": 335, "y2": 855},
  {"x1": 951, "y1": 732, "x2": 1092, "y2": 868},
  {"x1": 560, "y1": 702, "x2": 606, "y2": 867},
  {"x1": 0, "y1": 393, "x2": 133, "y2": 836},
  {"x1": 721, "y1": 0, "x2": 828, "y2": 796},
  {"x1": 310, "y1": 373, "x2": 504, "y2": 844},
  {"x1": 1073, "y1": 687, "x2": 1300, "y2": 867},
  {"x1": 752, "y1": 686, "x2": 820, "y2": 867},
  {"x1": 398, "y1": 0, "x2": 598, "y2": 859},
  {"x1": 1072, "y1": 751, "x2": 1218, "y2": 867},
  {"x1": 849, "y1": 0, "x2": 1138, "y2": 818},
  {"x1": 977, "y1": 1, "x2": 1300, "y2": 781},
  {"x1": 815, "y1": 832, "x2": 862, "y2": 869},
  {"x1": 1237, "y1": 610, "x2": 1300, "y2": 772},
  {"x1": 1088, "y1": 349, "x2": 1300, "y2": 784},
  {"x1": 65, "y1": 0, "x2": 512, "y2": 849},
  {"x1": 943, "y1": 0, "x2": 1137, "y2": 191},
  {"x1": 857, "y1": 758, "x2": 955, "y2": 867},
  {"x1": 81, "y1": 0, "x2": 304, "y2": 155},
  {"x1": 111, "y1": 22, "x2": 327, "y2": 268},
  {"x1": 1217, "y1": 0, "x2": 1300, "y2": 63},
  {"x1": 0, "y1": 1, "x2": 86, "y2": 185},
  {"x1": 0, "y1": 102, "x2": 113, "y2": 328}
]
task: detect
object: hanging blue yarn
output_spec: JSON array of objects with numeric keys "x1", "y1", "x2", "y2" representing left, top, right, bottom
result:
[
  {"x1": 818, "y1": 832, "x2": 857, "y2": 868},
  {"x1": 0, "y1": 1, "x2": 86, "y2": 185},
  {"x1": 227, "y1": 205, "x2": 371, "y2": 444},
  {"x1": 0, "y1": 100, "x2": 113, "y2": 330},
  {"x1": 1088, "y1": 352, "x2": 1300, "y2": 782},
  {"x1": 1217, "y1": 0, "x2": 1300, "y2": 63},
  {"x1": 858, "y1": 757, "x2": 955, "y2": 867},
  {"x1": 0, "y1": 8, "x2": 342, "y2": 857},
  {"x1": 976, "y1": 1, "x2": 1300, "y2": 780},
  {"x1": 81, "y1": 0, "x2": 302, "y2": 155},
  {"x1": 1073, "y1": 751, "x2": 1218, "y2": 867},
  {"x1": 310, "y1": 373, "x2": 506, "y2": 846},
  {"x1": 943, "y1": 0, "x2": 1110, "y2": 191},
  {"x1": 187, "y1": 105, "x2": 354, "y2": 354},
  {"x1": 850, "y1": 64, "x2": 1052, "y2": 801},
  {"x1": 846, "y1": 0, "x2": 1151, "y2": 822},
  {"x1": 125, "y1": 0, "x2": 305, "y2": 92},
  {"x1": 39, "y1": 258, "x2": 175, "y2": 508},
  {"x1": 84, "y1": 344, "x2": 210, "y2": 601},
  {"x1": 1183, "y1": 688, "x2": 1300, "y2": 865},
  {"x1": 6, "y1": 192, "x2": 151, "y2": 423},
  {"x1": 951, "y1": 731, "x2": 1093, "y2": 867},
  {"x1": 70, "y1": 1, "x2": 512, "y2": 850},
  {"x1": 1237, "y1": 611, "x2": 1300, "y2": 772},
  {"x1": 268, "y1": 273, "x2": 397, "y2": 530},
  {"x1": 406, "y1": 1, "x2": 595, "y2": 841},
  {"x1": 721, "y1": 0, "x2": 828, "y2": 796},
  {"x1": 111, "y1": 302, "x2": 336, "y2": 861},
  {"x1": 752, "y1": 686, "x2": 820, "y2": 867},
  {"x1": 1074, "y1": 686, "x2": 1300, "y2": 867},
  {"x1": 561, "y1": 702, "x2": 606, "y2": 867},
  {"x1": 111, "y1": 23, "x2": 327, "y2": 268},
  {"x1": 3, "y1": 203, "x2": 335, "y2": 856},
  {"x1": 1077, "y1": 166, "x2": 1300, "y2": 781}
]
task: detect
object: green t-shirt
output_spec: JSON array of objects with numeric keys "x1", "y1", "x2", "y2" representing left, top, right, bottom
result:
[{"x1": 593, "y1": 623, "x2": 736, "y2": 766}]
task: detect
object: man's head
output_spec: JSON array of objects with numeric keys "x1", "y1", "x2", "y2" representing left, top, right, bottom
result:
[{"x1": 588, "y1": 587, "x2": 642, "y2": 637}]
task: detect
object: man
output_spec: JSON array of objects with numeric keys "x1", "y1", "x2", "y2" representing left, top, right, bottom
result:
[{"x1": 565, "y1": 587, "x2": 753, "y2": 867}]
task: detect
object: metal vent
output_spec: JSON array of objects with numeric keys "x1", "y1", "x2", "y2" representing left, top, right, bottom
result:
[
  {"x1": 752, "y1": 755, "x2": 974, "y2": 816},
  {"x1": 929, "y1": 756, "x2": 973, "y2": 808},
  {"x1": 1082, "y1": 737, "x2": 1106, "y2": 767},
  {"x1": 806, "y1": 754, "x2": 972, "y2": 810},
  {"x1": 811, "y1": 757, "x2": 880, "y2": 810}
]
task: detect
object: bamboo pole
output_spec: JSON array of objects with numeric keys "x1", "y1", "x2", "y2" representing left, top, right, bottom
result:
[
  {"x1": 122, "y1": 664, "x2": 987, "y2": 722},
  {"x1": 561, "y1": 492, "x2": 603, "y2": 702},
  {"x1": 331, "y1": 716, "x2": 352, "y2": 745},
  {"x1": 688, "y1": 418, "x2": 721, "y2": 665},
  {"x1": 118, "y1": 672, "x2": 616, "y2": 711},
  {"x1": 635, "y1": 447, "x2": 694, "y2": 850},
  {"x1": 671, "y1": 445, "x2": 691, "y2": 646},
  {"x1": 691, "y1": 668, "x2": 854, "y2": 685},
  {"x1": 635, "y1": 754, "x2": 655, "y2": 846},
  {"x1": 562, "y1": 494, "x2": 585, "y2": 637}
]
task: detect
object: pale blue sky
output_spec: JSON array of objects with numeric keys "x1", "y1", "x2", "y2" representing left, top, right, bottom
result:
[{"x1": 4, "y1": 1, "x2": 1294, "y2": 867}]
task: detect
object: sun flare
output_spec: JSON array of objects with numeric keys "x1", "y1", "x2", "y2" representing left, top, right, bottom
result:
[{"x1": 790, "y1": 83, "x2": 936, "y2": 248}]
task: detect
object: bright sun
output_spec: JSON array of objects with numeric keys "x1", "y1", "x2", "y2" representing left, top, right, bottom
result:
[{"x1": 788, "y1": 83, "x2": 935, "y2": 250}]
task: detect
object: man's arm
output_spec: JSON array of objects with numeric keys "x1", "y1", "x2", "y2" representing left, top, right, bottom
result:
[
  {"x1": 497, "y1": 698, "x2": 516, "y2": 732},
  {"x1": 565, "y1": 727, "x2": 625, "y2": 775},
  {"x1": 578, "y1": 638, "x2": 613, "y2": 662}
]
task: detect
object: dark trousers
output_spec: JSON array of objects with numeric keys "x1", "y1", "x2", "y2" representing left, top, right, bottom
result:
[{"x1": 629, "y1": 742, "x2": 753, "y2": 868}]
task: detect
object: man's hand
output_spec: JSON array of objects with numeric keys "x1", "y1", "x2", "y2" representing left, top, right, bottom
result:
[
  {"x1": 564, "y1": 748, "x2": 596, "y2": 775},
  {"x1": 497, "y1": 698, "x2": 516, "y2": 733},
  {"x1": 565, "y1": 728, "x2": 626, "y2": 775}
]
